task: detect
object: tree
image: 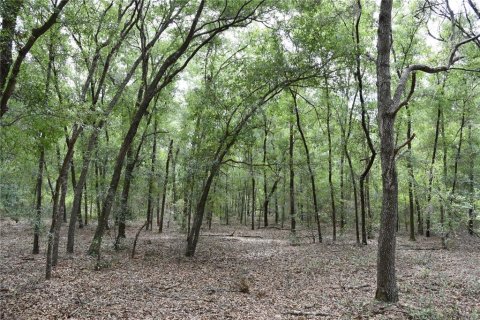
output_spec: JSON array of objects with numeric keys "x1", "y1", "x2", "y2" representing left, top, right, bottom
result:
[{"x1": 375, "y1": 0, "x2": 478, "y2": 302}]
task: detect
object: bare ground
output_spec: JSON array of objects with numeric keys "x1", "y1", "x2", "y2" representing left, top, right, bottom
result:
[{"x1": 1, "y1": 219, "x2": 479, "y2": 319}]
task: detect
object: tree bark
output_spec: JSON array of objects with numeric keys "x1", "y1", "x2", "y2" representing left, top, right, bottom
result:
[
  {"x1": 355, "y1": 0, "x2": 376, "y2": 246},
  {"x1": 66, "y1": 134, "x2": 96, "y2": 253},
  {"x1": 292, "y1": 90, "x2": 322, "y2": 242},
  {"x1": 426, "y1": 92, "x2": 443, "y2": 237},
  {"x1": 262, "y1": 117, "x2": 269, "y2": 227},
  {"x1": 325, "y1": 79, "x2": 336, "y2": 241},
  {"x1": 46, "y1": 126, "x2": 81, "y2": 279},
  {"x1": 375, "y1": 0, "x2": 398, "y2": 302},
  {"x1": 289, "y1": 102, "x2": 296, "y2": 236},
  {"x1": 159, "y1": 139, "x2": 173, "y2": 233},
  {"x1": 406, "y1": 106, "x2": 416, "y2": 241},
  {"x1": 146, "y1": 119, "x2": 158, "y2": 231},
  {"x1": 33, "y1": 145, "x2": 44, "y2": 254},
  {"x1": 467, "y1": 123, "x2": 475, "y2": 235}
]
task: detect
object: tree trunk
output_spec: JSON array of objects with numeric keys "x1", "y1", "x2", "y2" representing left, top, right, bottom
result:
[
  {"x1": 440, "y1": 105, "x2": 448, "y2": 248},
  {"x1": 33, "y1": 145, "x2": 45, "y2": 254},
  {"x1": 355, "y1": 1, "x2": 376, "y2": 246},
  {"x1": 325, "y1": 79, "x2": 336, "y2": 241},
  {"x1": 292, "y1": 90, "x2": 322, "y2": 242},
  {"x1": 289, "y1": 103, "x2": 296, "y2": 236},
  {"x1": 449, "y1": 109, "x2": 465, "y2": 211},
  {"x1": 46, "y1": 126, "x2": 82, "y2": 279},
  {"x1": 467, "y1": 123, "x2": 475, "y2": 235},
  {"x1": 84, "y1": 183, "x2": 88, "y2": 226},
  {"x1": 146, "y1": 119, "x2": 158, "y2": 231},
  {"x1": 426, "y1": 99, "x2": 443, "y2": 237},
  {"x1": 66, "y1": 133, "x2": 97, "y2": 253},
  {"x1": 340, "y1": 151, "x2": 345, "y2": 231},
  {"x1": 159, "y1": 139, "x2": 173, "y2": 233},
  {"x1": 263, "y1": 118, "x2": 269, "y2": 227},
  {"x1": 375, "y1": 0, "x2": 398, "y2": 302},
  {"x1": 406, "y1": 106, "x2": 416, "y2": 241}
]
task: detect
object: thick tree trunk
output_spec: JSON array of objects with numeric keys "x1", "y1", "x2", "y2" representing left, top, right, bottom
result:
[
  {"x1": 186, "y1": 163, "x2": 220, "y2": 256},
  {"x1": 375, "y1": 0, "x2": 398, "y2": 303}
]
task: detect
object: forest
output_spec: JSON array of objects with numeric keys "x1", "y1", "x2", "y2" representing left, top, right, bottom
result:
[{"x1": 0, "y1": 0, "x2": 479, "y2": 318}]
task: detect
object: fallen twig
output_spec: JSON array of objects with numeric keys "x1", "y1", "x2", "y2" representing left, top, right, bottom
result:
[
  {"x1": 284, "y1": 310, "x2": 331, "y2": 317},
  {"x1": 200, "y1": 232, "x2": 235, "y2": 237}
]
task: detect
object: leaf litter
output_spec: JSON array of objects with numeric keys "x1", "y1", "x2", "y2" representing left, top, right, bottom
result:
[{"x1": 1, "y1": 219, "x2": 479, "y2": 319}]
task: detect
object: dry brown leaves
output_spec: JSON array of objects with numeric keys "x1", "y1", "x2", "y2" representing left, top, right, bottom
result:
[{"x1": 0, "y1": 219, "x2": 479, "y2": 319}]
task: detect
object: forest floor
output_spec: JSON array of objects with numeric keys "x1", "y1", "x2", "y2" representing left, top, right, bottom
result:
[{"x1": 1, "y1": 218, "x2": 479, "y2": 320}]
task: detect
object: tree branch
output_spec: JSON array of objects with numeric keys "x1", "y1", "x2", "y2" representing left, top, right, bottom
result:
[
  {"x1": 390, "y1": 33, "x2": 479, "y2": 114},
  {"x1": 395, "y1": 133, "x2": 416, "y2": 156},
  {"x1": 392, "y1": 72, "x2": 416, "y2": 115}
]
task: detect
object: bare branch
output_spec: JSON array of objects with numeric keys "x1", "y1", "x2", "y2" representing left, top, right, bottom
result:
[
  {"x1": 392, "y1": 72, "x2": 416, "y2": 115},
  {"x1": 395, "y1": 133, "x2": 416, "y2": 156},
  {"x1": 390, "y1": 33, "x2": 479, "y2": 113}
]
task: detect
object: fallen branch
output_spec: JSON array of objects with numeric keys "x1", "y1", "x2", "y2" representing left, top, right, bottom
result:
[
  {"x1": 131, "y1": 221, "x2": 148, "y2": 259},
  {"x1": 200, "y1": 231, "x2": 235, "y2": 237},
  {"x1": 236, "y1": 235, "x2": 263, "y2": 239},
  {"x1": 398, "y1": 247, "x2": 443, "y2": 251},
  {"x1": 284, "y1": 310, "x2": 331, "y2": 317}
]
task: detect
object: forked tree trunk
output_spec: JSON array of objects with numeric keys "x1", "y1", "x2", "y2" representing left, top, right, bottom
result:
[{"x1": 46, "y1": 126, "x2": 82, "y2": 279}]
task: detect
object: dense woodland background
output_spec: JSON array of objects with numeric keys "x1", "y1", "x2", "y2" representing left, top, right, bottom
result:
[{"x1": 0, "y1": 0, "x2": 479, "y2": 318}]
